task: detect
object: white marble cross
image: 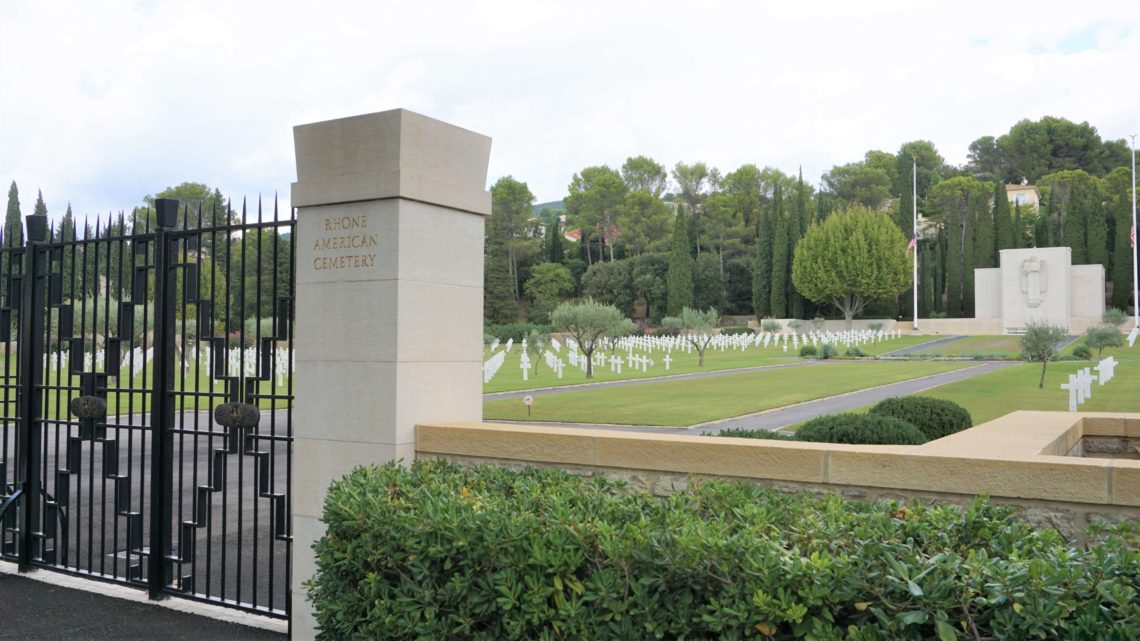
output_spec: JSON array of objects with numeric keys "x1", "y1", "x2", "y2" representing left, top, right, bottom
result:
[
  {"x1": 1095, "y1": 356, "x2": 1117, "y2": 384},
  {"x1": 1061, "y1": 375, "x2": 1079, "y2": 411},
  {"x1": 1129, "y1": 326, "x2": 1139, "y2": 347},
  {"x1": 663, "y1": 353, "x2": 672, "y2": 370}
]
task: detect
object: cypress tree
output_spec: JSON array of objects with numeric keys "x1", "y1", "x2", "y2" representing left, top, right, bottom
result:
[
  {"x1": 58, "y1": 204, "x2": 75, "y2": 299},
  {"x1": 1014, "y1": 202, "x2": 1025, "y2": 249},
  {"x1": 752, "y1": 207, "x2": 772, "y2": 321},
  {"x1": 972, "y1": 185, "x2": 995, "y2": 269},
  {"x1": 944, "y1": 194, "x2": 964, "y2": 316},
  {"x1": 4, "y1": 181, "x2": 22, "y2": 247},
  {"x1": 665, "y1": 205, "x2": 694, "y2": 315},
  {"x1": 963, "y1": 186, "x2": 983, "y2": 316},
  {"x1": 933, "y1": 228, "x2": 946, "y2": 314},
  {"x1": 1107, "y1": 168, "x2": 1134, "y2": 311},
  {"x1": 992, "y1": 182, "x2": 1013, "y2": 259},
  {"x1": 547, "y1": 218, "x2": 564, "y2": 263},
  {"x1": 789, "y1": 170, "x2": 807, "y2": 318},
  {"x1": 1085, "y1": 183, "x2": 1108, "y2": 270},
  {"x1": 1040, "y1": 183, "x2": 1056, "y2": 248},
  {"x1": 483, "y1": 245, "x2": 517, "y2": 324},
  {"x1": 769, "y1": 185, "x2": 788, "y2": 318}
]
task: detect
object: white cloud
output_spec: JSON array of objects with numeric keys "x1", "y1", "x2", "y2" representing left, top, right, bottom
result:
[{"x1": 0, "y1": 0, "x2": 1138, "y2": 219}]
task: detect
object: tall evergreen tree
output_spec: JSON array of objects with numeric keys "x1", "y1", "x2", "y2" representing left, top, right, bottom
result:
[
  {"x1": 962, "y1": 188, "x2": 984, "y2": 316},
  {"x1": 547, "y1": 218, "x2": 564, "y2": 263},
  {"x1": 769, "y1": 185, "x2": 788, "y2": 318},
  {"x1": 665, "y1": 206, "x2": 694, "y2": 315},
  {"x1": 1014, "y1": 202, "x2": 1026, "y2": 249},
  {"x1": 752, "y1": 207, "x2": 773, "y2": 320},
  {"x1": 992, "y1": 183, "x2": 1014, "y2": 259},
  {"x1": 972, "y1": 185, "x2": 995, "y2": 269},
  {"x1": 4, "y1": 181, "x2": 22, "y2": 247},
  {"x1": 1106, "y1": 167, "x2": 1135, "y2": 311},
  {"x1": 789, "y1": 169, "x2": 808, "y2": 318},
  {"x1": 57, "y1": 204, "x2": 76, "y2": 299},
  {"x1": 483, "y1": 247, "x2": 517, "y2": 324}
]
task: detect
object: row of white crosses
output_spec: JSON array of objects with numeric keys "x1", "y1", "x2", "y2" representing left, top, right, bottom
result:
[
  {"x1": 1060, "y1": 356, "x2": 1118, "y2": 412},
  {"x1": 483, "y1": 326, "x2": 907, "y2": 383}
]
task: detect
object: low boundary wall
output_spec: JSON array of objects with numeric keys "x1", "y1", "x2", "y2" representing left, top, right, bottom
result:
[{"x1": 417, "y1": 411, "x2": 1140, "y2": 544}]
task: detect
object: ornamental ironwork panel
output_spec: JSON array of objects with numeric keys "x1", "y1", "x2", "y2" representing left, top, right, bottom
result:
[{"x1": 0, "y1": 198, "x2": 294, "y2": 618}]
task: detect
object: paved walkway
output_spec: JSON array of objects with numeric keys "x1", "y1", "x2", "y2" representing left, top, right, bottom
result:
[
  {"x1": 880, "y1": 335, "x2": 966, "y2": 356},
  {"x1": 489, "y1": 361, "x2": 1019, "y2": 434},
  {"x1": 0, "y1": 569, "x2": 286, "y2": 641}
]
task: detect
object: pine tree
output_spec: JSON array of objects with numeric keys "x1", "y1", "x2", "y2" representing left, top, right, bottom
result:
[
  {"x1": 769, "y1": 185, "x2": 788, "y2": 318},
  {"x1": 666, "y1": 205, "x2": 694, "y2": 315},
  {"x1": 992, "y1": 182, "x2": 1013, "y2": 259},
  {"x1": 4, "y1": 181, "x2": 22, "y2": 247},
  {"x1": 752, "y1": 207, "x2": 773, "y2": 321},
  {"x1": 547, "y1": 218, "x2": 564, "y2": 263}
]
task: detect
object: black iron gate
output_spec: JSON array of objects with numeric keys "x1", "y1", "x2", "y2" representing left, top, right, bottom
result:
[{"x1": 0, "y1": 198, "x2": 294, "y2": 618}]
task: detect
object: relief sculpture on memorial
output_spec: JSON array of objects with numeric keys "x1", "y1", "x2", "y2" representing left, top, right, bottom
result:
[{"x1": 1020, "y1": 255, "x2": 1047, "y2": 308}]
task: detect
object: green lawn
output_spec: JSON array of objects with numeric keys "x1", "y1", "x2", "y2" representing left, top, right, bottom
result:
[
  {"x1": 908, "y1": 335, "x2": 1024, "y2": 357},
  {"x1": 907, "y1": 344, "x2": 1140, "y2": 424},
  {"x1": 483, "y1": 334, "x2": 943, "y2": 393},
  {"x1": 483, "y1": 361, "x2": 971, "y2": 426}
]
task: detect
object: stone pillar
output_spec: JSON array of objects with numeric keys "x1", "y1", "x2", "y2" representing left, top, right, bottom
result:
[{"x1": 289, "y1": 109, "x2": 490, "y2": 639}]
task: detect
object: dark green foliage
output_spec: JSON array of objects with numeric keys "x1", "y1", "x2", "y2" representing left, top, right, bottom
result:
[
  {"x1": 1106, "y1": 168, "x2": 1136, "y2": 311},
  {"x1": 582, "y1": 259, "x2": 636, "y2": 317},
  {"x1": 665, "y1": 207, "x2": 693, "y2": 315},
  {"x1": 718, "y1": 326, "x2": 753, "y2": 336},
  {"x1": 796, "y1": 413, "x2": 928, "y2": 445},
  {"x1": 1021, "y1": 321, "x2": 1070, "y2": 389},
  {"x1": 546, "y1": 217, "x2": 564, "y2": 262},
  {"x1": 992, "y1": 182, "x2": 1014, "y2": 257},
  {"x1": 714, "y1": 427, "x2": 794, "y2": 440},
  {"x1": 1084, "y1": 324, "x2": 1124, "y2": 356},
  {"x1": 818, "y1": 342, "x2": 838, "y2": 359},
  {"x1": 1104, "y1": 307, "x2": 1129, "y2": 327},
  {"x1": 799, "y1": 344, "x2": 817, "y2": 357},
  {"x1": 631, "y1": 253, "x2": 669, "y2": 322},
  {"x1": 310, "y1": 460, "x2": 1140, "y2": 641},
  {"x1": 1072, "y1": 343, "x2": 1093, "y2": 360},
  {"x1": 868, "y1": 396, "x2": 973, "y2": 440},
  {"x1": 845, "y1": 346, "x2": 866, "y2": 358},
  {"x1": 4, "y1": 181, "x2": 21, "y2": 247},
  {"x1": 483, "y1": 249, "x2": 517, "y2": 324},
  {"x1": 692, "y1": 252, "x2": 724, "y2": 311},
  {"x1": 484, "y1": 323, "x2": 551, "y2": 342},
  {"x1": 752, "y1": 208, "x2": 772, "y2": 320},
  {"x1": 769, "y1": 185, "x2": 788, "y2": 317}
]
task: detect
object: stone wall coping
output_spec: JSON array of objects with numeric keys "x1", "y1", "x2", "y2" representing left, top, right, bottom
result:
[{"x1": 416, "y1": 411, "x2": 1140, "y2": 507}]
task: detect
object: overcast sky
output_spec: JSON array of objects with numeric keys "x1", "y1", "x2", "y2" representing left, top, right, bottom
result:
[{"x1": 2, "y1": 0, "x2": 1138, "y2": 221}]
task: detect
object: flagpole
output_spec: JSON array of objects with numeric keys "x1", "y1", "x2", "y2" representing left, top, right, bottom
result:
[
  {"x1": 1131, "y1": 134, "x2": 1138, "y2": 329},
  {"x1": 912, "y1": 156, "x2": 918, "y2": 331}
]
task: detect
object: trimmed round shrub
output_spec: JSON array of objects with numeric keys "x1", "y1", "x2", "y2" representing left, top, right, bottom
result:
[
  {"x1": 845, "y1": 346, "x2": 867, "y2": 358},
  {"x1": 818, "y1": 342, "x2": 838, "y2": 359},
  {"x1": 868, "y1": 396, "x2": 973, "y2": 440},
  {"x1": 799, "y1": 344, "x2": 817, "y2": 357},
  {"x1": 795, "y1": 413, "x2": 927, "y2": 445},
  {"x1": 714, "y1": 427, "x2": 794, "y2": 440},
  {"x1": 718, "y1": 326, "x2": 753, "y2": 336},
  {"x1": 1072, "y1": 343, "x2": 1093, "y2": 360}
]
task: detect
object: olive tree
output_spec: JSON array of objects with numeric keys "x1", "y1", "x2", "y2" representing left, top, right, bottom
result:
[
  {"x1": 550, "y1": 299, "x2": 626, "y2": 378},
  {"x1": 792, "y1": 207, "x2": 909, "y2": 329},
  {"x1": 662, "y1": 307, "x2": 719, "y2": 367},
  {"x1": 1083, "y1": 324, "x2": 1124, "y2": 357},
  {"x1": 1020, "y1": 321, "x2": 1069, "y2": 388}
]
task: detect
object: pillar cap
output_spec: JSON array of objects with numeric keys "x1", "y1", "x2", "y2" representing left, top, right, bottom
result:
[{"x1": 291, "y1": 108, "x2": 491, "y2": 215}]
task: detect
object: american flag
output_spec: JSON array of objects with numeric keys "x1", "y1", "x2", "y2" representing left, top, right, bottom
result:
[{"x1": 906, "y1": 237, "x2": 916, "y2": 257}]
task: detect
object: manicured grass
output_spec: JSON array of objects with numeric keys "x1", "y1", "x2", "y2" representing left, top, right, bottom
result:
[
  {"x1": 483, "y1": 334, "x2": 943, "y2": 393},
  {"x1": 483, "y1": 361, "x2": 971, "y2": 426},
  {"x1": 908, "y1": 335, "x2": 1024, "y2": 357},
  {"x1": 909, "y1": 345, "x2": 1140, "y2": 424}
]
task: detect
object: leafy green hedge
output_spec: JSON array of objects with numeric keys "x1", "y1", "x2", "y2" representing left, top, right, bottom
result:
[
  {"x1": 714, "y1": 427, "x2": 795, "y2": 440},
  {"x1": 484, "y1": 323, "x2": 551, "y2": 342},
  {"x1": 310, "y1": 460, "x2": 1139, "y2": 640},
  {"x1": 796, "y1": 413, "x2": 928, "y2": 445},
  {"x1": 719, "y1": 326, "x2": 755, "y2": 336},
  {"x1": 869, "y1": 396, "x2": 973, "y2": 441}
]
